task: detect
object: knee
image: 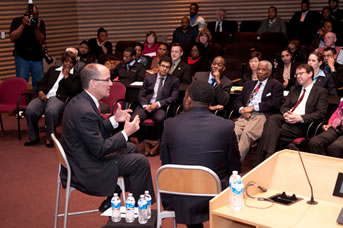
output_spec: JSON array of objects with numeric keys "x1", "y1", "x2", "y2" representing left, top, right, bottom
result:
[
  {"x1": 328, "y1": 141, "x2": 343, "y2": 154},
  {"x1": 136, "y1": 154, "x2": 150, "y2": 169},
  {"x1": 45, "y1": 109, "x2": 60, "y2": 118},
  {"x1": 308, "y1": 136, "x2": 320, "y2": 147}
]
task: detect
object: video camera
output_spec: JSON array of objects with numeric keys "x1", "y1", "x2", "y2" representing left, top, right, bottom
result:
[{"x1": 28, "y1": 0, "x2": 38, "y2": 26}]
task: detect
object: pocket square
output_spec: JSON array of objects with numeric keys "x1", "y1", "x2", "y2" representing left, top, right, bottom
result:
[{"x1": 266, "y1": 92, "x2": 272, "y2": 97}]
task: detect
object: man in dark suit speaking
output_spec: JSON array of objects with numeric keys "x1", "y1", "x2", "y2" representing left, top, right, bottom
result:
[
  {"x1": 161, "y1": 80, "x2": 241, "y2": 228},
  {"x1": 60, "y1": 63, "x2": 155, "y2": 212}
]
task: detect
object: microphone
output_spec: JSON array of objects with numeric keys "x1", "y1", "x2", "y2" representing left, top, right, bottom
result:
[{"x1": 288, "y1": 144, "x2": 318, "y2": 205}]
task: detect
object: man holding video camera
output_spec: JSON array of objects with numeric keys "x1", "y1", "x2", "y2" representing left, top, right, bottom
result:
[{"x1": 10, "y1": 3, "x2": 46, "y2": 92}]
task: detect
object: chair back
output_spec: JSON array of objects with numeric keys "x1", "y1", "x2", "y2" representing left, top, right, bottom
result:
[
  {"x1": 100, "y1": 81, "x2": 126, "y2": 114},
  {"x1": 51, "y1": 133, "x2": 69, "y2": 170},
  {"x1": 0, "y1": 78, "x2": 28, "y2": 106},
  {"x1": 156, "y1": 164, "x2": 221, "y2": 197}
]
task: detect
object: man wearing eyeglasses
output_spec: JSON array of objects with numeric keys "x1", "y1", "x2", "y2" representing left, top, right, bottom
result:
[
  {"x1": 60, "y1": 63, "x2": 155, "y2": 213},
  {"x1": 193, "y1": 56, "x2": 232, "y2": 111},
  {"x1": 256, "y1": 64, "x2": 328, "y2": 165},
  {"x1": 131, "y1": 56, "x2": 179, "y2": 156}
]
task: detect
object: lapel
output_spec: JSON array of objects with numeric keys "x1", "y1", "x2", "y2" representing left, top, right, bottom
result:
[
  {"x1": 305, "y1": 85, "x2": 316, "y2": 113},
  {"x1": 261, "y1": 78, "x2": 271, "y2": 99}
]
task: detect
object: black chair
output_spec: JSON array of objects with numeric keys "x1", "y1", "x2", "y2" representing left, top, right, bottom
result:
[{"x1": 240, "y1": 21, "x2": 261, "y2": 32}]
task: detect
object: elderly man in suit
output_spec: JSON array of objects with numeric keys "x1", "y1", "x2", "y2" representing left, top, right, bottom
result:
[
  {"x1": 169, "y1": 43, "x2": 192, "y2": 85},
  {"x1": 234, "y1": 60, "x2": 284, "y2": 161},
  {"x1": 131, "y1": 56, "x2": 179, "y2": 155},
  {"x1": 256, "y1": 64, "x2": 328, "y2": 164},
  {"x1": 207, "y1": 8, "x2": 237, "y2": 39},
  {"x1": 60, "y1": 63, "x2": 155, "y2": 212},
  {"x1": 161, "y1": 80, "x2": 241, "y2": 228},
  {"x1": 194, "y1": 56, "x2": 232, "y2": 111},
  {"x1": 24, "y1": 51, "x2": 81, "y2": 148}
]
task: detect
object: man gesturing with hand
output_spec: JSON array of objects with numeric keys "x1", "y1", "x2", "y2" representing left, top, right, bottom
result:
[{"x1": 60, "y1": 63, "x2": 155, "y2": 212}]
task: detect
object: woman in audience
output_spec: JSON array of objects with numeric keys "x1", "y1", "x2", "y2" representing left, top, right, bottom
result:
[
  {"x1": 242, "y1": 51, "x2": 261, "y2": 83},
  {"x1": 142, "y1": 31, "x2": 159, "y2": 57},
  {"x1": 196, "y1": 28, "x2": 217, "y2": 61},
  {"x1": 308, "y1": 51, "x2": 337, "y2": 95},
  {"x1": 150, "y1": 42, "x2": 169, "y2": 71},
  {"x1": 187, "y1": 43, "x2": 211, "y2": 77},
  {"x1": 274, "y1": 48, "x2": 297, "y2": 90}
]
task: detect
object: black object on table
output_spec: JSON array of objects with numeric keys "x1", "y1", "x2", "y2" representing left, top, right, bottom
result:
[{"x1": 102, "y1": 209, "x2": 157, "y2": 228}]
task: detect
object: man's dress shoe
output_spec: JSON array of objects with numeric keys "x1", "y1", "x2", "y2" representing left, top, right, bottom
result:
[{"x1": 24, "y1": 139, "x2": 40, "y2": 146}]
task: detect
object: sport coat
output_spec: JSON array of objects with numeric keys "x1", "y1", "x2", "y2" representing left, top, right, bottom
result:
[
  {"x1": 171, "y1": 61, "x2": 192, "y2": 85},
  {"x1": 256, "y1": 17, "x2": 287, "y2": 35},
  {"x1": 280, "y1": 84, "x2": 328, "y2": 124},
  {"x1": 138, "y1": 73, "x2": 179, "y2": 108},
  {"x1": 207, "y1": 20, "x2": 237, "y2": 35},
  {"x1": 235, "y1": 78, "x2": 284, "y2": 116},
  {"x1": 314, "y1": 72, "x2": 338, "y2": 96},
  {"x1": 161, "y1": 106, "x2": 241, "y2": 224},
  {"x1": 60, "y1": 91, "x2": 127, "y2": 196},
  {"x1": 194, "y1": 71, "x2": 232, "y2": 107},
  {"x1": 110, "y1": 61, "x2": 145, "y2": 86}
]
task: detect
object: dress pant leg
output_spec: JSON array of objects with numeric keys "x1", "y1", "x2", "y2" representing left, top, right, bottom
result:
[
  {"x1": 234, "y1": 116, "x2": 246, "y2": 142},
  {"x1": 30, "y1": 60, "x2": 44, "y2": 93},
  {"x1": 151, "y1": 109, "x2": 166, "y2": 141},
  {"x1": 25, "y1": 97, "x2": 46, "y2": 141},
  {"x1": 255, "y1": 114, "x2": 284, "y2": 165},
  {"x1": 328, "y1": 134, "x2": 343, "y2": 158},
  {"x1": 308, "y1": 128, "x2": 338, "y2": 155},
  {"x1": 131, "y1": 106, "x2": 149, "y2": 142},
  {"x1": 117, "y1": 143, "x2": 155, "y2": 204},
  {"x1": 45, "y1": 97, "x2": 65, "y2": 141},
  {"x1": 276, "y1": 122, "x2": 306, "y2": 151}
]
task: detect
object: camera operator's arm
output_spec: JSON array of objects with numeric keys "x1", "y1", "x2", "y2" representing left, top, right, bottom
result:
[
  {"x1": 34, "y1": 19, "x2": 45, "y2": 45},
  {"x1": 9, "y1": 16, "x2": 29, "y2": 42}
]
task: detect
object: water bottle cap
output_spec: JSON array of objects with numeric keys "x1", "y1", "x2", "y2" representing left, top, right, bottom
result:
[
  {"x1": 144, "y1": 190, "x2": 149, "y2": 194},
  {"x1": 140, "y1": 194, "x2": 144, "y2": 198},
  {"x1": 128, "y1": 193, "x2": 133, "y2": 196},
  {"x1": 113, "y1": 193, "x2": 118, "y2": 196},
  {"x1": 232, "y1": 170, "x2": 238, "y2": 175}
]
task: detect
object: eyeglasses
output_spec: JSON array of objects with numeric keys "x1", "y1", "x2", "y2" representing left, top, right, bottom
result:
[
  {"x1": 295, "y1": 71, "x2": 307, "y2": 77},
  {"x1": 93, "y1": 78, "x2": 111, "y2": 82},
  {"x1": 159, "y1": 64, "x2": 170, "y2": 69}
]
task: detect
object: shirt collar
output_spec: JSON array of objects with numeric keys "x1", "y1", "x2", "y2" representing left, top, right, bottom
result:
[
  {"x1": 127, "y1": 60, "x2": 136, "y2": 67},
  {"x1": 85, "y1": 90, "x2": 100, "y2": 109},
  {"x1": 55, "y1": 66, "x2": 74, "y2": 74},
  {"x1": 172, "y1": 59, "x2": 181, "y2": 66},
  {"x1": 303, "y1": 82, "x2": 314, "y2": 91},
  {"x1": 157, "y1": 73, "x2": 167, "y2": 80},
  {"x1": 315, "y1": 69, "x2": 326, "y2": 79}
]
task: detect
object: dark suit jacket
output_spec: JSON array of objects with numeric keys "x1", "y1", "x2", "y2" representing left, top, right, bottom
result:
[
  {"x1": 171, "y1": 61, "x2": 192, "y2": 85},
  {"x1": 161, "y1": 106, "x2": 241, "y2": 224},
  {"x1": 194, "y1": 71, "x2": 232, "y2": 107},
  {"x1": 138, "y1": 73, "x2": 179, "y2": 108},
  {"x1": 273, "y1": 63, "x2": 297, "y2": 90},
  {"x1": 235, "y1": 78, "x2": 284, "y2": 116},
  {"x1": 331, "y1": 63, "x2": 343, "y2": 89},
  {"x1": 37, "y1": 66, "x2": 81, "y2": 102},
  {"x1": 60, "y1": 91, "x2": 127, "y2": 196},
  {"x1": 256, "y1": 17, "x2": 287, "y2": 36},
  {"x1": 207, "y1": 20, "x2": 237, "y2": 35},
  {"x1": 314, "y1": 72, "x2": 338, "y2": 96},
  {"x1": 110, "y1": 61, "x2": 145, "y2": 87},
  {"x1": 281, "y1": 84, "x2": 328, "y2": 124}
]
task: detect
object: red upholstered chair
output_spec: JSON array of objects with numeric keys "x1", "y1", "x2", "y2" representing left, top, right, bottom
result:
[
  {"x1": 100, "y1": 81, "x2": 126, "y2": 119},
  {"x1": 0, "y1": 78, "x2": 30, "y2": 140}
]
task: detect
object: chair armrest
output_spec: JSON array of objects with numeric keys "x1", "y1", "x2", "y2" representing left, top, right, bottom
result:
[
  {"x1": 305, "y1": 119, "x2": 324, "y2": 139},
  {"x1": 314, "y1": 120, "x2": 328, "y2": 136}
]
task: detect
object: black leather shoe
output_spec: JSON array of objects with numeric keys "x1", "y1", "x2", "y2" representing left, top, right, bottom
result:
[
  {"x1": 46, "y1": 143, "x2": 54, "y2": 148},
  {"x1": 98, "y1": 198, "x2": 112, "y2": 213},
  {"x1": 24, "y1": 139, "x2": 40, "y2": 146}
]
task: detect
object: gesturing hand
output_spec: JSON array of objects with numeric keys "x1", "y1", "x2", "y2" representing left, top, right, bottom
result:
[
  {"x1": 123, "y1": 115, "x2": 140, "y2": 137},
  {"x1": 114, "y1": 103, "x2": 132, "y2": 122}
]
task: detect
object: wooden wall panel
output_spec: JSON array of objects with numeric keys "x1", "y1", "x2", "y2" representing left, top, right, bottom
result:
[{"x1": 0, "y1": 0, "x2": 327, "y2": 79}]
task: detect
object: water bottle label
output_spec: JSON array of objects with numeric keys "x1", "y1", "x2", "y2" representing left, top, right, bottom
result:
[
  {"x1": 146, "y1": 199, "x2": 151, "y2": 206},
  {"x1": 232, "y1": 181, "x2": 243, "y2": 194},
  {"x1": 138, "y1": 202, "x2": 147, "y2": 209},
  {"x1": 126, "y1": 202, "x2": 135, "y2": 209},
  {"x1": 112, "y1": 202, "x2": 120, "y2": 209}
]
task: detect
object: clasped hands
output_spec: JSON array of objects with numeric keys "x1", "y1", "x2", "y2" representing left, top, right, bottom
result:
[
  {"x1": 114, "y1": 103, "x2": 140, "y2": 137},
  {"x1": 283, "y1": 111, "x2": 303, "y2": 124},
  {"x1": 144, "y1": 102, "x2": 159, "y2": 113},
  {"x1": 240, "y1": 106, "x2": 254, "y2": 119}
]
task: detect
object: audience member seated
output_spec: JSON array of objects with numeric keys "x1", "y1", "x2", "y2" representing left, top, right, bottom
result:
[
  {"x1": 288, "y1": 0, "x2": 321, "y2": 46},
  {"x1": 329, "y1": 0, "x2": 343, "y2": 22},
  {"x1": 256, "y1": 64, "x2": 328, "y2": 164},
  {"x1": 103, "y1": 54, "x2": 120, "y2": 71},
  {"x1": 169, "y1": 43, "x2": 192, "y2": 85},
  {"x1": 131, "y1": 56, "x2": 179, "y2": 156},
  {"x1": 274, "y1": 48, "x2": 297, "y2": 90},
  {"x1": 234, "y1": 60, "x2": 283, "y2": 161},
  {"x1": 60, "y1": 63, "x2": 155, "y2": 213},
  {"x1": 316, "y1": 32, "x2": 343, "y2": 64},
  {"x1": 172, "y1": 16, "x2": 198, "y2": 44},
  {"x1": 142, "y1": 31, "x2": 159, "y2": 58},
  {"x1": 320, "y1": 6, "x2": 341, "y2": 31},
  {"x1": 189, "y1": 3, "x2": 206, "y2": 31},
  {"x1": 187, "y1": 43, "x2": 211, "y2": 77},
  {"x1": 193, "y1": 56, "x2": 232, "y2": 111},
  {"x1": 134, "y1": 42, "x2": 149, "y2": 68},
  {"x1": 308, "y1": 51, "x2": 337, "y2": 95},
  {"x1": 242, "y1": 51, "x2": 262, "y2": 84},
  {"x1": 55, "y1": 47, "x2": 85, "y2": 74},
  {"x1": 323, "y1": 47, "x2": 343, "y2": 95},
  {"x1": 24, "y1": 51, "x2": 81, "y2": 148},
  {"x1": 288, "y1": 39, "x2": 308, "y2": 64},
  {"x1": 196, "y1": 28, "x2": 218, "y2": 61},
  {"x1": 309, "y1": 99, "x2": 343, "y2": 158},
  {"x1": 312, "y1": 21, "x2": 333, "y2": 49},
  {"x1": 161, "y1": 80, "x2": 241, "y2": 228},
  {"x1": 110, "y1": 47, "x2": 145, "y2": 86},
  {"x1": 151, "y1": 43, "x2": 169, "y2": 71},
  {"x1": 88, "y1": 27, "x2": 112, "y2": 63},
  {"x1": 207, "y1": 8, "x2": 237, "y2": 39},
  {"x1": 78, "y1": 40, "x2": 95, "y2": 65},
  {"x1": 256, "y1": 6, "x2": 287, "y2": 36}
]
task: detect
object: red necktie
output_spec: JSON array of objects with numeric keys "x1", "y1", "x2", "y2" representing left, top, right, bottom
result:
[
  {"x1": 291, "y1": 89, "x2": 306, "y2": 112},
  {"x1": 247, "y1": 82, "x2": 262, "y2": 105}
]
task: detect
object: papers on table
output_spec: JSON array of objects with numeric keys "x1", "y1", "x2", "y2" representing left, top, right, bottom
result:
[
  {"x1": 130, "y1": 81, "x2": 143, "y2": 86},
  {"x1": 231, "y1": 86, "x2": 243, "y2": 92}
]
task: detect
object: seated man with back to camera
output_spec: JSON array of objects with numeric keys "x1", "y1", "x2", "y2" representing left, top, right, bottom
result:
[
  {"x1": 161, "y1": 80, "x2": 241, "y2": 228},
  {"x1": 60, "y1": 63, "x2": 155, "y2": 212},
  {"x1": 193, "y1": 56, "x2": 232, "y2": 112},
  {"x1": 24, "y1": 51, "x2": 81, "y2": 148}
]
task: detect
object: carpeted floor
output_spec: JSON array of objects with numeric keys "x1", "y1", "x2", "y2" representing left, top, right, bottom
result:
[{"x1": 0, "y1": 112, "x2": 253, "y2": 228}]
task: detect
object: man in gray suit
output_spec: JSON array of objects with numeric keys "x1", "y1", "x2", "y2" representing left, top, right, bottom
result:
[
  {"x1": 161, "y1": 80, "x2": 241, "y2": 228},
  {"x1": 60, "y1": 63, "x2": 155, "y2": 212},
  {"x1": 193, "y1": 56, "x2": 232, "y2": 111}
]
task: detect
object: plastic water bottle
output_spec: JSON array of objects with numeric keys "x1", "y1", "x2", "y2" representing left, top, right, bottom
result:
[
  {"x1": 111, "y1": 193, "x2": 121, "y2": 222},
  {"x1": 144, "y1": 190, "x2": 152, "y2": 219},
  {"x1": 138, "y1": 194, "x2": 148, "y2": 224},
  {"x1": 229, "y1": 170, "x2": 244, "y2": 211},
  {"x1": 125, "y1": 193, "x2": 135, "y2": 223}
]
